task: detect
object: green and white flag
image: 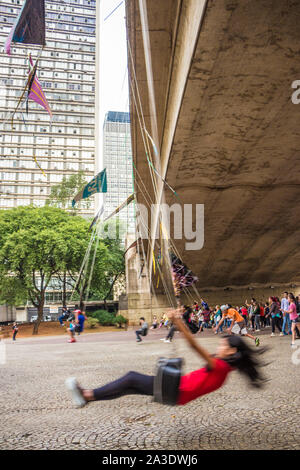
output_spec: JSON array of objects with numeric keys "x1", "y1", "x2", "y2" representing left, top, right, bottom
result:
[{"x1": 72, "y1": 169, "x2": 107, "y2": 208}]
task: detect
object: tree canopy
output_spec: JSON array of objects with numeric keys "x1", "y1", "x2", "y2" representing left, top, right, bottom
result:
[
  {"x1": 46, "y1": 170, "x2": 91, "y2": 211},
  {"x1": 0, "y1": 206, "x2": 125, "y2": 333}
]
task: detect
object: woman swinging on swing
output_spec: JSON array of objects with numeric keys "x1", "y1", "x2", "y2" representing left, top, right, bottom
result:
[{"x1": 65, "y1": 308, "x2": 268, "y2": 408}]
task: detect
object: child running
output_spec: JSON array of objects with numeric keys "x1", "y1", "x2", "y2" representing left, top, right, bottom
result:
[
  {"x1": 67, "y1": 320, "x2": 76, "y2": 343},
  {"x1": 12, "y1": 322, "x2": 18, "y2": 341},
  {"x1": 214, "y1": 305, "x2": 260, "y2": 346},
  {"x1": 65, "y1": 308, "x2": 268, "y2": 408}
]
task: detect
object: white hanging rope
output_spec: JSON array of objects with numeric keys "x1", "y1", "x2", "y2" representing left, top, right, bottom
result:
[
  {"x1": 70, "y1": 222, "x2": 98, "y2": 301},
  {"x1": 130, "y1": 74, "x2": 198, "y2": 306},
  {"x1": 84, "y1": 220, "x2": 102, "y2": 304}
]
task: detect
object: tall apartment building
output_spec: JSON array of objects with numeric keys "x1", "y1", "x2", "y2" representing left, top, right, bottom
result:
[
  {"x1": 103, "y1": 111, "x2": 135, "y2": 235},
  {"x1": 0, "y1": 0, "x2": 96, "y2": 217}
]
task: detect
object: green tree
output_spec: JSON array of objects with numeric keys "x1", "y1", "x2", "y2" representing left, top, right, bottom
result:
[
  {"x1": 55, "y1": 216, "x2": 91, "y2": 307},
  {"x1": 46, "y1": 170, "x2": 91, "y2": 212},
  {"x1": 86, "y1": 317, "x2": 99, "y2": 329},
  {"x1": 0, "y1": 206, "x2": 89, "y2": 334},
  {"x1": 115, "y1": 315, "x2": 128, "y2": 329},
  {"x1": 90, "y1": 310, "x2": 116, "y2": 326}
]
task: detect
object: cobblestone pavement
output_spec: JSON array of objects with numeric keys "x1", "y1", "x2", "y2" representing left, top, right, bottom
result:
[{"x1": 1, "y1": 329, "x2": 300, "y2": 450}]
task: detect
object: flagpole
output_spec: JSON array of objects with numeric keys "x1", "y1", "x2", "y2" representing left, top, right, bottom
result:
[{"x1": 10, "y1": 46, "x2": 45, "y2": 129}]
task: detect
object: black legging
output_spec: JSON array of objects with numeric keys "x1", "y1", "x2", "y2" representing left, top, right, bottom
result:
[
  {"x1": 166, "y1": 325, "x2": 177, "y2": 340},
  {"x1": 271, "y1": 316, "x2": 282, "y2": 333},
  {"x1": 93, "y1": 371, "x2": 154, "y2": 401},
  {"x1": 166, "y1": 322, "x2": 197, "y2": 340}
]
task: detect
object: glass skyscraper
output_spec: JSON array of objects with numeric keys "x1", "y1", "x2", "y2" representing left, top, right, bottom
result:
[
  {"x1": 103, "y1": 111, "x2": 135, "y2": 234},
  {"x1": 0, "y1": 0, "x2": 96, "y2": 216}
]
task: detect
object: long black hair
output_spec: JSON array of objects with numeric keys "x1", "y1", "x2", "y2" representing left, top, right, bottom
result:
[
  {"x1": 288, "y1": 293, "x2": 296, "y2": 303},
  {"x1": 222, "y1": 335, "x2": 269, "y2": 388}
]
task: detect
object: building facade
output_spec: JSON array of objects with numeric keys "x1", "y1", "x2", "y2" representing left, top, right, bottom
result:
[
  {"x1": 0, "y1": 0, "x2": 96, "y2": 216},
  {"x1": 103, "y1": 111, "x2": 135, "y2": 234}
]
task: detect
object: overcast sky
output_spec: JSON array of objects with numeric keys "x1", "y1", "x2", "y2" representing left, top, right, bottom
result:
[
  {"x1": 97, "y1": 0, "x2": 129, "y2": 207},
  {"x1": 99, "y1": 0, "x2": 129, "y2": 127}
]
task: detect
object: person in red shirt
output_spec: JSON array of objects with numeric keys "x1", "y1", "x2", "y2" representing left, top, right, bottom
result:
[
  {"x1": 65, "y1": 309, "x2": 268, "y2": 408},
  {"x1": 200, "y1": 307, "x2": 211, "y2": 331},
  {"x1": 259, "y1": 304, "x2": 265, "y2": 329},
  {"x1": 241, "y1": 305, "x2": 248, "y2": 325}
]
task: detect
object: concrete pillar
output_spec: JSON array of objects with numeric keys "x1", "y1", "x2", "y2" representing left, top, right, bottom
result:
[{"x1": 123, "y1": 234, "x2": 151, "y2": 325}]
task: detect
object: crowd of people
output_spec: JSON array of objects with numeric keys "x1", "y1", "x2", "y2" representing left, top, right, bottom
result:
[
  {"x1": 146, "y1": 291, "x2": 300, "y2": 348},
  {"x1": 8, "y1": 292, "x2": 300, "y2": 349}
]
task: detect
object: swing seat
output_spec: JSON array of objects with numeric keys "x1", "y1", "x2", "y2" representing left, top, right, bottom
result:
[{"x1": 153, "y1": 357, "x2": 183, "y2": 406}]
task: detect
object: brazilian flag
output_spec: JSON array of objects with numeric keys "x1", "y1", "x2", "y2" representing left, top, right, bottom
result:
[{"x1": 72, "y1": 169, "x2": 107, "y2": 208}]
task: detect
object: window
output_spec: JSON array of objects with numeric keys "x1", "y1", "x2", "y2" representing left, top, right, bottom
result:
[
  {"x1": 20, "y1": 160, "x2": 35, "y2": 170},
  {"x1": 50, "y1": 174, "x2": 63, "y2": 183},
  {"x1": 82, "y1": 139, "x2": 94, "y2": 148},
  {"x1": 2, "y1": 199, "x2": 14, "y2": 207},
  {"x1": 33, "y1": 187, "x2": 43, "y2": 195},
  {"x1": 67, "y1": 138, "x2": 79, "y2": 146},
  {"x1": 17, "y1": 199, "x2": 30, "y2": 206},
  {"x1": 33, "y1": 200, "x2": 45, "y2": 207},
  {"x1": 1, "y1": 171, "x2": 16, "y2": 180},
  {"x1": 18, "y1": 173, "x2": 32, "y2": 182},
  {"x1": 18, "y1": 186, "x2": 31, "y2": 195},
  {"x1": 34, "y1": 174, "x2": 44, "y2": 182},
  {"x1": 51, "y1": 161, "x2": 63, "y2": 170}
]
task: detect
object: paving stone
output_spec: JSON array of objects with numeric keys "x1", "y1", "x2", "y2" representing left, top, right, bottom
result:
[{"x1": 0, "y1": 330, "x2": 299, "y2": 449}]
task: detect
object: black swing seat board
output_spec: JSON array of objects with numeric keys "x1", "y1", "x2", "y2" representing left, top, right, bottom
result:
[{"x1": 153, "y1": 357, "x2": 183, "y2": 406}]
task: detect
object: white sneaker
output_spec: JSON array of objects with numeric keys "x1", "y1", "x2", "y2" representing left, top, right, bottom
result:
[
  {"x1": 164, "y1": 339, "x2": 171, "y2": 343},
  {"x1": 291, "y1": 343, "x2": 297, "y2": 348},
  {"x1": 279, "y1": 332, "x2": 284, "y2": 336},
  {"x1": 270, "y1": 333, "x2": 275, "y2": 337},
  {"x1": 256, "y1": 329, "x2": 260, "y2": 332},
  {"x1": 65, "y1": 377, "x2": 87, "y2": 408},
  {"x1": 160, "y1": 338, "x2": 166, "y2": 341}
]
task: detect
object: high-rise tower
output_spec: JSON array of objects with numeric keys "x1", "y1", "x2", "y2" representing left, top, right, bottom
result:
[
  {"x1": 0, "y1": 0, "x2": 96, "y2": 216},
  {"x1": 103, "y1": 111, "x2": 135, "y2": 234}
]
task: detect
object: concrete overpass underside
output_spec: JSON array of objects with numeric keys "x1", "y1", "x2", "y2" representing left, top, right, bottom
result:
[{"x1": 125, "y1": 0, "x2": 300, "y2": 316}]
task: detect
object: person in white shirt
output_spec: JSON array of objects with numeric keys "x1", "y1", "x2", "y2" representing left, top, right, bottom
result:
[{"x1": 281, "y1": 292, "x2": 291, "y2": 335}]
